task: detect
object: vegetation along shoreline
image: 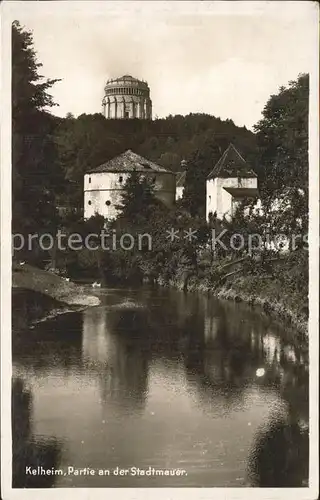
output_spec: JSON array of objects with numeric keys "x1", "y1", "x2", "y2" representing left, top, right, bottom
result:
[{"x1": 11, "y1": 22, "x2": 309, "y2": 346}]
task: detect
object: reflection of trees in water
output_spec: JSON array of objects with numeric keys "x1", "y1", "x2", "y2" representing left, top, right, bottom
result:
[
  {"x1": 97, "y1": 335, "x2": 149, "y2": 412},
  {"x1": 89, "y1": 294, "x2": 205, "y2": 410},
  {"x1": 184, "y1": 300, "x2": 256, "y2": 405},
  {"x1": 12, "y1": 378, "x2": 63, "y2": 488},
  {"x1": 82, "y1": 307, "x2": 151, "y2": 412},
  {"x1": 13, "y1": 313, "x2": 83, "y2": 376},
  {"x1": 198, "y1": 296, "x2": 309, "y2": 486},
  {"x1": 247, "y1": 416, "x2": 309, "y2": 486},
  {"x1": 182, "y1": 296, "x2": 308, "y2": 416}
]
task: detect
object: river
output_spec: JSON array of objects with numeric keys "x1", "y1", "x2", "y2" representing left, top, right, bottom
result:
[{"x1": 12, "y1": 286, "x2": 309, "y2": 488}]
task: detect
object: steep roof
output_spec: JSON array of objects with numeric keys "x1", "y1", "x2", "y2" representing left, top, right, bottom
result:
[
  {"x1": 176, "y1": 171, "x2": 186, "y2": 187},
  {"x1": 207, "y1": 143, "x2": 257, "y2": 180},
  {"x1": 88, "y1": 150, "x2": 174, "y2": 174}
]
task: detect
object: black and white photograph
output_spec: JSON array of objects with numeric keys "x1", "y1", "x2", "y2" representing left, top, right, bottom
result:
[{"x1": 0, "y1": 1, "x2": 319, "y2": 499}]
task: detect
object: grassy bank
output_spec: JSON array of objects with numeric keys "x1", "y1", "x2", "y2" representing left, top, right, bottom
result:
[
  {"x1": 12, "y1": 263, "x2": 100, "y2": 306},
  {"x1": 12, "y1": 263, "x2": 100, "y2": 328}
]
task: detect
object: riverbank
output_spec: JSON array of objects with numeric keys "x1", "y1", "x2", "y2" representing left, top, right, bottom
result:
[
  {"x1": 158, "y1": 271, "x2": 308, "y2": 338},
  {"x1": 12, "y1": 263, "x2": 100, "y2": 328},
  {"x1": 11, "y1": 262, "x2": 308, "y2": 338}
]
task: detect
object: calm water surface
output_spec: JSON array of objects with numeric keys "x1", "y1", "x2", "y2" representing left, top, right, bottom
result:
[{"x1": 12, "y1": 287, "x2": 309, "y2": 488}]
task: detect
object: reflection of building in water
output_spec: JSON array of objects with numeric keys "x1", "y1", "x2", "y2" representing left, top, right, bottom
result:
[
  {"x1": 262, "y1": 334, "x2": 281, "y2": 364},
  {"x1": 82, "y1": 307, "x2": 149, "y2": 410},
  {"x1": 204, "y1": 309, "x2": 219, "y2": 343},
  {"x1": 82, "y1": 306, "x2": 110, "y2": 364},
  {"x1": 262, "y1": 334, "x2": 299, "y2": 366}
]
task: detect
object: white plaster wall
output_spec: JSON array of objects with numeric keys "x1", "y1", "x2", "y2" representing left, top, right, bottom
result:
[
  {"x1": 84, "y1": 171, "x2": 176, "y2": 220},
  {"x1": 84, "y1": 172, "x2": 128, "y2": 219},
  {"x1": 206, "y1": 177, "x2": 258, "y2": 221},
  {"x1": 176, "y1": 186, "x2": 184, "y2": 200}
]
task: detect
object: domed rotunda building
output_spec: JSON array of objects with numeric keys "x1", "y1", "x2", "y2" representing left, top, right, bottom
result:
[{"x1": 102, "y1": 75, "x2": 152, "y2": 120}]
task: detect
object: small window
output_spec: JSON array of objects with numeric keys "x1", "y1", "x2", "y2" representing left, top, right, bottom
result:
[
  {"x1": 88, "y1": 200, "x2": 91, "y2": 205},
  {"x1": 119, "y1": 176, "x2": 123, "y2": 183},
  {"x1": 88, "y1": 177, "x2": 91, "y2": 184},
  {"x1": 152, "y1": 177, "x2": 156, "y2": 183},
  {"x1": 105, "y1": 200, "x2": 111, "y2": 206}
]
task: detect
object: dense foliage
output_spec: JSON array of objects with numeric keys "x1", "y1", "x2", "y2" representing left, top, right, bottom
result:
[
  {"x1": 254, "y1": 74, "x2": 309, "y2": 235},
  {"x1": 12, "y1": 21, "x2": 64, "y2": 235},
  {"x1": 53, "y1": 112, "x2": 256, "y2": 211},
  {"x1": 12, "y1": 23, "x2": 309, "y2": 321}
]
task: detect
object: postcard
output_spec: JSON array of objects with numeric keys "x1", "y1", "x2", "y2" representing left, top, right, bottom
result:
[{"x1": 1, "y1": 1, "x2": 319, "y2": 499}]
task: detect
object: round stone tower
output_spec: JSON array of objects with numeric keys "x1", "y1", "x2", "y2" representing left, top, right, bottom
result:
[{"x1": 102, "y1": 75, "x2": 152, "y2": 120}]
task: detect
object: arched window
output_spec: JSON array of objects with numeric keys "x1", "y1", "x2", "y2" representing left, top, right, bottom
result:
[
  {"x1": 88, "y1": 177, "x2": 91, "y2": 184},
  {"x1": 119, "y1": 176, "x2": 123, "y2": 183},
  {"x1": 88, "y1": 200, "x2": 91, "y2": 205}
]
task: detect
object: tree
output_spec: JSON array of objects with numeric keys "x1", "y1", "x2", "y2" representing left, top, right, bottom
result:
[
  {"x1": 115, "y1": 171, "x2": 161, "y2": 222},
  {"x1": 54, "y1": 111, "x2": 256, "y2": 209},
  {"x1": 254, "y1": 74, "x2": 309, "y2": 235},
  {"x1": 55, "y1": 114, "x2": 122, "y2": 181},
  {"x1": 182, "y1": 139, "x2": 221, "y2": 217},
  {"x1": 12, "y1": 21, "x2": 63, "y2": 236}
]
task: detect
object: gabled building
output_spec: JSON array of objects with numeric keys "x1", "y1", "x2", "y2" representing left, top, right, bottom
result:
[
  {"x1": 84, "y1": 150, "x2": 176, "y2": 220},
  {"x1": 206, "y1": 144, "x2": 259, "y2": 221}
]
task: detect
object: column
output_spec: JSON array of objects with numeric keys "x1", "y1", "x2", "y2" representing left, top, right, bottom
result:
[
  {"x1": 114, "y1": 98, "x2": 118, "y2": 119},
  {"x1": 140, "y1": 98, "x2": 145, "y2": 119}
]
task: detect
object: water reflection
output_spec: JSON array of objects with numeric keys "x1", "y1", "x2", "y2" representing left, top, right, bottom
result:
[
  {"x1": 248, "y1": 418, "x2": 309, "y2": 487},
  {"x1": 12, "y1": 288, "x2": 308, "y2": 487},
  {"x1": 13, "y1": 312, "x2": 83, "y2": 376},
  {"x1": 12, "y1": 378, "x2": 63, "y2": 487},
  {"x1": 82, "y1": 306, "x2": 149, "y2": 411}
]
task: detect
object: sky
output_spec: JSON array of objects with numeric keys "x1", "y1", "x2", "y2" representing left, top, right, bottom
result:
[{"x1": 8, "y1": 1, "x2": 318, "y2": 129}]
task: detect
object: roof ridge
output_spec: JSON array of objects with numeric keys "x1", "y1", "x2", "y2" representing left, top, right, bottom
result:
[
  {"x1": 88, "y1": 149, "x2": 174, "y2": 174},
  {"x1": 229, "y1": 143, "x2": 246, "y2": 163},
  {"x1": 207, "y1": 143, "x2": 256, "y2": 180},
  {"x1": 207, "y1": 147, "x2": 228, "y2": 179},
  {"x1": 176, "y1": 171, "x2": 186, "y2": 186}
]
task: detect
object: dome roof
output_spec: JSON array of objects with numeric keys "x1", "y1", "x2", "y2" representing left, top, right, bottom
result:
[{"x1": 105, "y1": 74, "x2": 148, "y2": 86}]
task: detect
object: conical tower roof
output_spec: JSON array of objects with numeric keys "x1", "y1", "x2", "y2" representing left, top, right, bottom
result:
[{"x1": 88, "y1": 150, "x2": 173, "y2": 174}]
